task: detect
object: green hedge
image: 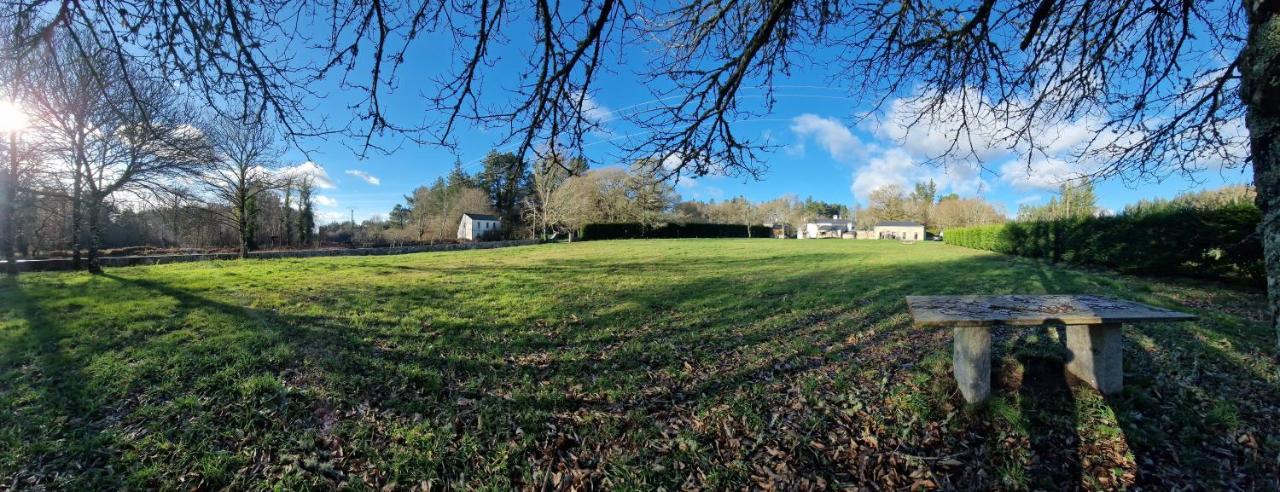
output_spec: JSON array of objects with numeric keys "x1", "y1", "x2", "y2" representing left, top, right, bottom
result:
[
  {"x1": 941, "y1": 224, "x2": 1012, "y2": 253},
  {"x1": 944, "y1": 203, "x2": 1264, "y2": 283},
  {"x1": 580, "y1": 222, "x2": 772, "y2": 240}
]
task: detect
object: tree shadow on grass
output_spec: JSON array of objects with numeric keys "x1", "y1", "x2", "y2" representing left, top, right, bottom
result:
[
  {"x1": 0, "y1": 276, "x2": 118, "y2": 488},
  {"x1": 1, "y1": 247, "x2": 1274, "y2": 489}
]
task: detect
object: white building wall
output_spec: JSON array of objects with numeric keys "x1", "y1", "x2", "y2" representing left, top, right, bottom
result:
[
  {"x1": 459, "y1": 217, "x2": 501, "y2": 240},
  {"x1": 872, "y1": 225, "x2": 925, "y2": 240},
  {"x1": 457, "y1": 217, "x2": 472, "y2": 240}
]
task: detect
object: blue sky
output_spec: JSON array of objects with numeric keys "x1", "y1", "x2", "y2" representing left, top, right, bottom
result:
[{"x1": 276, "y1": 20, "x2": 1252, "y2": 225}]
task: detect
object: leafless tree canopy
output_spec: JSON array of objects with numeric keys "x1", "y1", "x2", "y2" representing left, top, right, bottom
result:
[{"x1": 3, "y1": 0, "x2": 1246, "y2": 184}]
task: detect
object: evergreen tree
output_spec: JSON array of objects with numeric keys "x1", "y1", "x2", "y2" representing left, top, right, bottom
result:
[
  {"x1": 388, "y1": 203, "x2": 410, "y2": 228},
  {"x1": 281, "y1": 180, "x2": 294, "y2": 247},
  {"x1": 447, "y1": 158, "x2": 474, "y2": 188},
  {"x1": 244, "y1": 191, "x2": 260, "y2": 251},
  {"x1": 477, "y1": 150, "x2": 531, "y2": 227},
  {"x1": 298, "y1": 178, "x2": 315, "y2": 246},
  {"x1": 910, "y1": 180, "x2": 938, "y2": 230}
]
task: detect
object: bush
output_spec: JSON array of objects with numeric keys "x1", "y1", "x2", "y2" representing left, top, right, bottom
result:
[
  {"x1": 944, "y1": 203, "x2": 1263, "y2": 284},
  {"x1": 580, "y1": 222, "x2": 772, "y2": 240}
]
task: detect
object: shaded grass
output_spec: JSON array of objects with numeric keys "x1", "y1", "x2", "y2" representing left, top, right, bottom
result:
[{"x1": 0, "y1": 239, "x2": 1275, "y2": 489}]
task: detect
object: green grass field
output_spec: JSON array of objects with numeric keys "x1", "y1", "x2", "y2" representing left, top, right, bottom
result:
[{"x1": 2, "y1": 239, "x2": 1276, "y2": 489}]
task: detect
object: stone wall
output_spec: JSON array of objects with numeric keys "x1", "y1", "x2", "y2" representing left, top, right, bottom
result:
[{"x1": 4, "y1": 239, "x2": 542, "y2": 273}]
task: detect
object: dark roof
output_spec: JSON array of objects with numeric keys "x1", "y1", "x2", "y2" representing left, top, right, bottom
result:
[
  {"x1": 462, "y1": 213, "x2": 500, "y2": 221},
  {"x1": 877, "y1": 220, "x2": 923, "y2": 227},
  {"x1": 808, "y1": 217, "x2": 852, "y2": 224}
]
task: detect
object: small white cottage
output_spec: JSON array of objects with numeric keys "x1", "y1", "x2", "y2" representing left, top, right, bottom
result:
[
  {"x1": 799, "y1": 215, "x2": 854, "y2": 239},
  {"x1": 873, "y1": 220, "x2": 925, "y2": 240},
  {"x1": 457, "y1": 213, "x2": 501, "y2": 241}
]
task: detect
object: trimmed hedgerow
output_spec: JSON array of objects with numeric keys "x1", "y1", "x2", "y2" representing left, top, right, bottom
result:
[
  {"x1": 580, "y1": 222, "x2": 772, "y2": 240},
  {"x1": 944, "y1": 204, "x2": 1263, "y2": 284},
  {"x1": 940, "y1": 224, "x2": 1012, "y2": 254}
]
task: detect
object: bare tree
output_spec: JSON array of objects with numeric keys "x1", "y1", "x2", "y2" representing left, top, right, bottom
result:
[
  {"x1": 865, "y1": 185, "x2": 913, "y2": 225},
  {"x1": 0, "y1": 18, "x2": 33, "y2": 275},
  {"x1": 23, "y1": 32, "x2": 116, "y2": 270},
  {"x1": 933, "y1": 196, "x2": 1007, "y2": 232},
  {"x1": 525, "y1": 152, "x2": 587, "y2": 239},
  {"x1": 79, "y1": 72, "x2": 213, "y2": 273},
  {"x1": 202, "y1": 115, "x2": 284, "y2": 258}
]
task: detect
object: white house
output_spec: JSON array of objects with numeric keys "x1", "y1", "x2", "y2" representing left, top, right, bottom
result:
[
  {"x1": 799, "y1": 215, "x2": 854, "y2": 239},
  {"x1": 873, "y1": 220, "x2": 925, "y2": 240},
  {"x1": 457, "y1": 213, "x2": 501, "y2": 241}
]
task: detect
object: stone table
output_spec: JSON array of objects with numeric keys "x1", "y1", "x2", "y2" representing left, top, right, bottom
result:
[{"x1": 905, "y1": 295, "x2": 1197, "y2": 404}]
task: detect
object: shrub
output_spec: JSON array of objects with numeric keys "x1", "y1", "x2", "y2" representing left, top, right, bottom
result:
[
  {"x1": 580, "y1": 222, "x2": 772, "y2": 240},
  {"x1": 943, "y1": 203, "x2": 1263, "y2": 284}
]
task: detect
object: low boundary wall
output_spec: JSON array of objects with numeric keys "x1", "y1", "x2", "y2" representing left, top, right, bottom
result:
[{"x1": 4, "y1": 239, "x2": 541, "y2": 273}]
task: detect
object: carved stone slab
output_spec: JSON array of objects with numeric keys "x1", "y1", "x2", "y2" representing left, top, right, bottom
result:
[{"x1": 905, "y1": 295, "x2": 1197, "y2": 328}]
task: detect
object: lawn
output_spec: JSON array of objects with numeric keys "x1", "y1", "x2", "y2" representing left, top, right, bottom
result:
[{"x1": 1, "y1": 239, "x2": 1276, "y2": 489}]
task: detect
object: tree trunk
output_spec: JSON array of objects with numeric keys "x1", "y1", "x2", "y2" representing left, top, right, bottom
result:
[
  {"x1": 3, "y1": 132, "x2": 18, "y2": 276},
  {"x1": 71, "y1": 166, "x2": 82, "y2": 270},
  {"x1": 282, "y1": 186, "x2": 293, "y2": 248},
  {"x1": 238, "y1": 199, "x2": 249, "y2": 259},
  {"x1": 86, "y1": 196, "x2": 103, "y2": 275},
  {"x1": 1241, "y1": 1, "x2": 1280, "y2": 349}
]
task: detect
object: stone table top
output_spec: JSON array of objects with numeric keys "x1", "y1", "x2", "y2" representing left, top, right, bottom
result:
[{"x1": 905, "y1": 295, "x2": 1197, "y2": 328}]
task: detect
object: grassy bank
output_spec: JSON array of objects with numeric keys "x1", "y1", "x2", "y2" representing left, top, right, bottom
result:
[{"x1": 1, "y1": 239, "x2": 1275, "y2": 489}]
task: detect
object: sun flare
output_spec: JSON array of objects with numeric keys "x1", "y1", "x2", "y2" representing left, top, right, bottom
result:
[{"x1": 0, "y1": 99, "x2": 29, "y2": 133}]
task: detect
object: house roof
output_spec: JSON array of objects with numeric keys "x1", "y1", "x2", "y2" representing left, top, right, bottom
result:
[
  {"x1": 876, "y1": 220, "x2": 923, "y2": 227},
  {"x1": 807, "y1": 217, "x2": 852, "y2": 224},
  {"x1": 462, "y1": 213, "x2": 500, "y2": 221}
]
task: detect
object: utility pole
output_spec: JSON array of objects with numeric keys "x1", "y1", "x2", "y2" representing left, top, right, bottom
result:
[{"x1": 349, "y1": 208, "x2": 356, "y2": 247}]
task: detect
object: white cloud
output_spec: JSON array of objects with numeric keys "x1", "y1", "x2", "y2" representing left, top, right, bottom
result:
[
  {"x1": 851, "y1": 148, "x2": 925, "y2": 200},
  {"x1": 313, "y1": 195, "x2": 339, "y2": 207},
  {"x1": 573, "y1": 91, "x2": 614, "y2": 136},
  {"x1": 657, "y1": 150, "x2": 728, "y2": 179},
  {"x1": 1017, "y1": 194, "x2": 1043, "y2": 205},
  {"x1": 344, "y1": 169, "x2": 381, "y2": 186},
  {"x1": 316, "y1": 211, "x2": 347, "y2": 225},
  {"x1": 999, "y1": 158, "x2": 1082, "y2": 191},
  {"x1": 862, "y1": 88, "x2": 1142, "y2": 196},
  {"x1": 784, "y1": 142, "x2": 807, "y2": 158},
  {"x1": 279, "y1": 161, "x2": 335, "y2": 189},
  {"x1": 936, "y1": 161, "x2": 988, "y2": 196},
  {"x1": 788, "y1": 113, "x2": 991, "y2": 202},
  {"x1": 868, "y1": 89, "x2": 1011, "y2": 163},
  {"x1": 581, "y1": 94, "x2": 613, "y2": 124},
  {"x1": 790, "y1": 114, "x2": 864, "y2": 162},
  {"x1": 676, "y1": 178, "x2": 725, "y2": 201}
]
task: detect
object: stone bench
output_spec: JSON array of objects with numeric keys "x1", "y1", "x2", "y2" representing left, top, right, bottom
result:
[{"x1": 905, "y1": 295, "x2": 1197, "y2": 404}]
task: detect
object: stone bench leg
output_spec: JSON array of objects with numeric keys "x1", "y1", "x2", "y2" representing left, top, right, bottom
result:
[
  {"x1": 953, "y1": 326, "x2": 992, "y2": 404},
  {"x1": 1065, "y1": 323, "x2": 1123, "y2": 394}
]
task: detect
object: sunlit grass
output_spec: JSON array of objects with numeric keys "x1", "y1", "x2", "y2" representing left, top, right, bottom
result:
[{"x1": 1, "y1": 239, "x2": 1275, "y2": 488}]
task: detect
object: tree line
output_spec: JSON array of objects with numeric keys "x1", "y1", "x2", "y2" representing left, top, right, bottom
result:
[
  {"x1": 329, "y1": 151, "x2": 870, "y2": 244},
  {"x1": 0, "y1": 29, "x2": 318, "y2": 273},
  {"x1": 357, "y1": 158, "x2": 1008, "y2": 243},
  {"x1": 857, "y1": 181, "x2": 1007, "y2": 235}
]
